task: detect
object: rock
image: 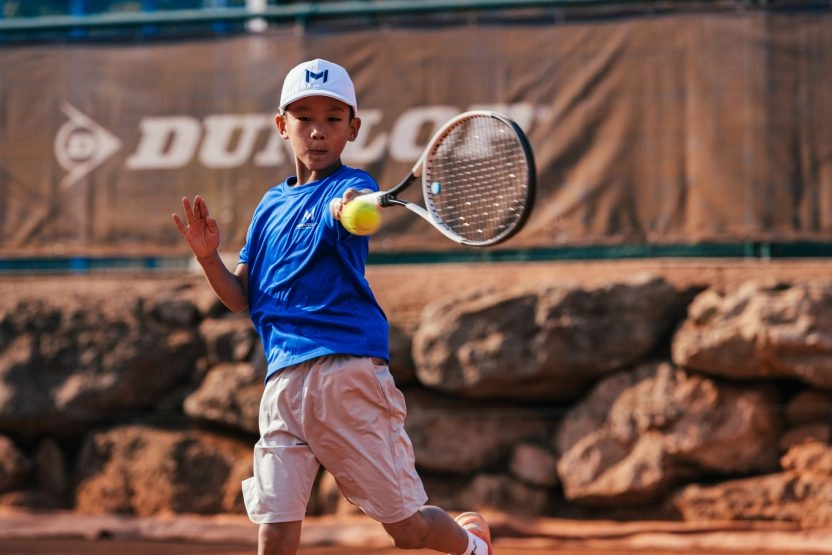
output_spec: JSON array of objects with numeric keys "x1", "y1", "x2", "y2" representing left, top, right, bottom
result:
[
  {"x1": 389, "y1": 323, "x2": 417, "y2": 386},
  {"x1": 509, "y1": 443, "x2": 559, "y2": 488},
  {"x1": 782, "y1": 440, "x2": 832, "y2": 476},
  {"x1": 150, "y1": 296, "x2": 200, "y2": 328},
  {"x1": 34, "y1": 439, "x2": 69, "y2": 505},
  {"x1": 0, "y1": 435, "x2": 30, "y2": 494},
  {"x1": 75, "y1": 424, "x2": 252, "y2": 516},
  {"x1": 314, "y1": 470, "x2": 362, "y2": 518},
  {"x1": 0, "y1": 293, "x2": 204, "y2": 438},
  {"x1": 556, "y1": 362, "x2": 781, "y2": 507},
  {"x1": 779, "y1": 423, "x2": 832, "y2": 452},
  {"x1": 559, "y1": 428, "x2": 674, "y2": 507},
  {"x1": 404, "y1": 390, "x2": 552, "y2": 474},
  {"x1": 674, "y1": 442, "x2": 832, "y2": 527},
  {"x1": 419, "y1": 474, "x2": 471, "y2": 512},
  {"x1": 458, "y1": 473, "x2": 552, "y2": 516},
  {"x1": 199, "y1": 316, "x2": 257, "y2": 366},
  {"x1": 784, "y1": 389, "x2": 832, "y2": 425},
  {"x1": 414, "y1": 274, "x2": 691, "y2": 401},
  {"x1": 673, "y1": 281, "x2": 832, "y2": 389},
  {"x1": 414, "y1": 288, "x2": 540, "y2": 399},
  {"x1": 184, "y1": 362, "x2": 262, "y2": 435}
]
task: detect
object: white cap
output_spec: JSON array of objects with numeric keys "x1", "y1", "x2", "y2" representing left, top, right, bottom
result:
[{"x1": 279, "y1": 58, "x2": 357, "y2": 113}]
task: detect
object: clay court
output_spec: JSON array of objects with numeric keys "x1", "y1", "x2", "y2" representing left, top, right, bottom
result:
[
  {"x1": 0, "y1": 540, "x2": 820, "y2": 555},
  {"x1": 1, "y1": 528, "x2": 828, "y2": 555},
  {"x1": 2, "y1": 508, "x2": 832, "y2": 555}
]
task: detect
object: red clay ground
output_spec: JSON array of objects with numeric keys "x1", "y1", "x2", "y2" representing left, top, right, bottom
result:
[
  {"x1": 2, "y1": 509, "x2": 831, "y2": 555},
  {"x1": 0, "y1": 539, "x2": 823, "y2": 555}
]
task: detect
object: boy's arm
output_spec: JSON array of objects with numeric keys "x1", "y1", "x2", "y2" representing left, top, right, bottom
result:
[
  {"x1": 196, "y1": 253, "x2": 249, "y2": 313},
  {"x1": 173, "y1": 196, "x2": 249, "y2": 313}
]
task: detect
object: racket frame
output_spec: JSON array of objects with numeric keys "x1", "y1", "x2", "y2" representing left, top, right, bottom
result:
[{"x1": 362, "y1": 110, "x2": 536, "y2": 246}]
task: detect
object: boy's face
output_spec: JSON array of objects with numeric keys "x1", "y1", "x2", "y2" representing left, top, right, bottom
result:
[{"x1": 276, "y1": 95, "x2": 360, "y2": 176}]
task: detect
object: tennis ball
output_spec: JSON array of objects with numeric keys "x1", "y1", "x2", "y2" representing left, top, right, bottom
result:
[{"x1": 341, "y1": 199, "x2": 382, "y2": 236}]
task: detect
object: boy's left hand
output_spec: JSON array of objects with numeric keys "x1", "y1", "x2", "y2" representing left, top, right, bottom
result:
[{"x1": 172, "y1": 195, "x2": 221, "y2": 260}]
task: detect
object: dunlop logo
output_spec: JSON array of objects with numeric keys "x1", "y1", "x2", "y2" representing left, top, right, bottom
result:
[{"x1": 54, "y1": 103, "x2": 544, "y2": 189}]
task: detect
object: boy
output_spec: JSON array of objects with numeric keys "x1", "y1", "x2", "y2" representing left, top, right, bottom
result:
[{"x1": 172, "y1": 58, "x2": 494, "y2": 555}]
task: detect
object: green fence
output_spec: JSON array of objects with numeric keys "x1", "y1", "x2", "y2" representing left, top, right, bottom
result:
[{"x1": 0, "y1": 0, "x2": 798, "y2": 37}]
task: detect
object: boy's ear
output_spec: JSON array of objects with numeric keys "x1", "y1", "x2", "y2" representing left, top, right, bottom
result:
[
  {"x1": 275, "y1": 113, "x2": 289, "y2": 138},
  {"x1": 348, "y1": 117, "x2": 361, "y2": 142}
]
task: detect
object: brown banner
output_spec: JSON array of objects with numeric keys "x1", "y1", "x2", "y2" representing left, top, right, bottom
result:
[{"x1": 1, "y1": 10, "x2": 831, "y2": 256}]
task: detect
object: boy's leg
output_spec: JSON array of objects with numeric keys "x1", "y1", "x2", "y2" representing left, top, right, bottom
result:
[
  {"x1": 382, "y1": 506, "x2": 467, "y2": 552},
  {"x1": 258, "y1": 521, "x2": 302, "y2": 555},
  {"x1": 244, "y1": 365, "x2": 320, "y2": 555},
  {"x1": 382, "y1": 506, "x2": 493, "y2": 555},
  {"x1": 302, "y1": 357, "x2": 492, "y2": 553}
]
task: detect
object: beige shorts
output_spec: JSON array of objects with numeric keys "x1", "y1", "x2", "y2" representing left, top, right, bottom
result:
[{"x1": 242, "y1": 354, "x2": 427, "y2": 524}]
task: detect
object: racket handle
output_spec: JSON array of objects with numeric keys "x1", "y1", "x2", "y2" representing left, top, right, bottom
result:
[{"x1": 359, "y1": 190, "x2": 389, "y2": 207}]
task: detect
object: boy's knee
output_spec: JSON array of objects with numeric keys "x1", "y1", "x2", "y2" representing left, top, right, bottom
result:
[{"x1": 384, "y1": 514, "x2": 429, "y2": 550}]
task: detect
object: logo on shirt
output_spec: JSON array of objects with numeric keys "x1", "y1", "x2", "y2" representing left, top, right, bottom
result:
[{"x1": 297, "y1": 208, "x2": 316, "y2": 230}]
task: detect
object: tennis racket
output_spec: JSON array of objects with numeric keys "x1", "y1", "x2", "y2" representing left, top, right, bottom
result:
[{"x1": 364, "y1": 110, "x2": 536, "y2": 247}]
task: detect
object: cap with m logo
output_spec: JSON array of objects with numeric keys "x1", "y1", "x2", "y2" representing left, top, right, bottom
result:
[{"x1": 279, "y1": 59, "x2": 357, "y2": 113}]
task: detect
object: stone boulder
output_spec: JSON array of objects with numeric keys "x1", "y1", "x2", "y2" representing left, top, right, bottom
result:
[
  {"x1": 457, "y1": 473, "x2": 553, "y2": 517},
  {"x1": 0, "y1": 292, "x2": 204, "y2": 438},
  {"x1": 413, "y1": 274, "x2": 692, "y2": 401},
  {"x1": 389, "y1": 323, "x2": 417, "y2": 386},
  {"x1": 199, "y1": 316, "x2": 258, "y2": 367},
  {"x1": 556, "y1": 362, "x2": 781, "y2": 507},
  {"x1": 74, "y1": 424, "x2": 252, "y2": 516},
  {"x1": 673, "y1": 280, "x2": 832, "y2": 389},
  {"x1": 404, "y1": 389, "x2": 553, "y2": 474},
  {"x1": 785, "y1": 389, "x2": 832, "y2": 425},
  {"x1": 184, "y1": 361, "x2": 263, "y2": 435},
  {"x1": 509, "y1": 442, "x2": 559, "y2": 489},
  {"x1": 0, "y1": 435, "x2": 30, "y2": 494},
  {"x1": 673, "y1": 441, "x2": 832, "y2": 527}
]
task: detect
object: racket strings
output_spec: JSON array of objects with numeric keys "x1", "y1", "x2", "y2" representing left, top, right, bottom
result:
[{"x1": 423, "y1": 116, "x2": 531, "y2": 245}]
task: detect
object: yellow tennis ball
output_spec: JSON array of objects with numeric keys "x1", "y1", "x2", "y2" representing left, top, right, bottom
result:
[{"x1": 341, "y1": 199, "x2": 382, "y2": 236}]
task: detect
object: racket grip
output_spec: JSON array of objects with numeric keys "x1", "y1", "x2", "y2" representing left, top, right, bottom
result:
[{"x1": 361, "y1": 190, "x2": 389, "y2": 207}]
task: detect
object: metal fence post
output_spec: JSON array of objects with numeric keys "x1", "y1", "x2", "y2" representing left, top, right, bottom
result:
[{"x1": 69, "y1": 0, "x2": 87, "y2": 39}]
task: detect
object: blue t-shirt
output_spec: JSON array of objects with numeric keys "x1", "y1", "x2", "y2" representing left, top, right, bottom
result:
[{"x1": 239, "y1": 165, "x2": 389, "y2": 380}]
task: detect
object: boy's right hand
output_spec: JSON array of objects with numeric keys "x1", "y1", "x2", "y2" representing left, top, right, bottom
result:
[
  {"x1": 172, "y1": 195, "x2": 220, "y2": 261},
  {"x1": 330, "y1": 187, "x2": 374, "y2": 221}
]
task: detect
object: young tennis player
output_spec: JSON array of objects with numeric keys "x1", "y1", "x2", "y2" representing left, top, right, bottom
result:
[{"x1": 173, "y1": 58, "x2": 494, "y2": 555}]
